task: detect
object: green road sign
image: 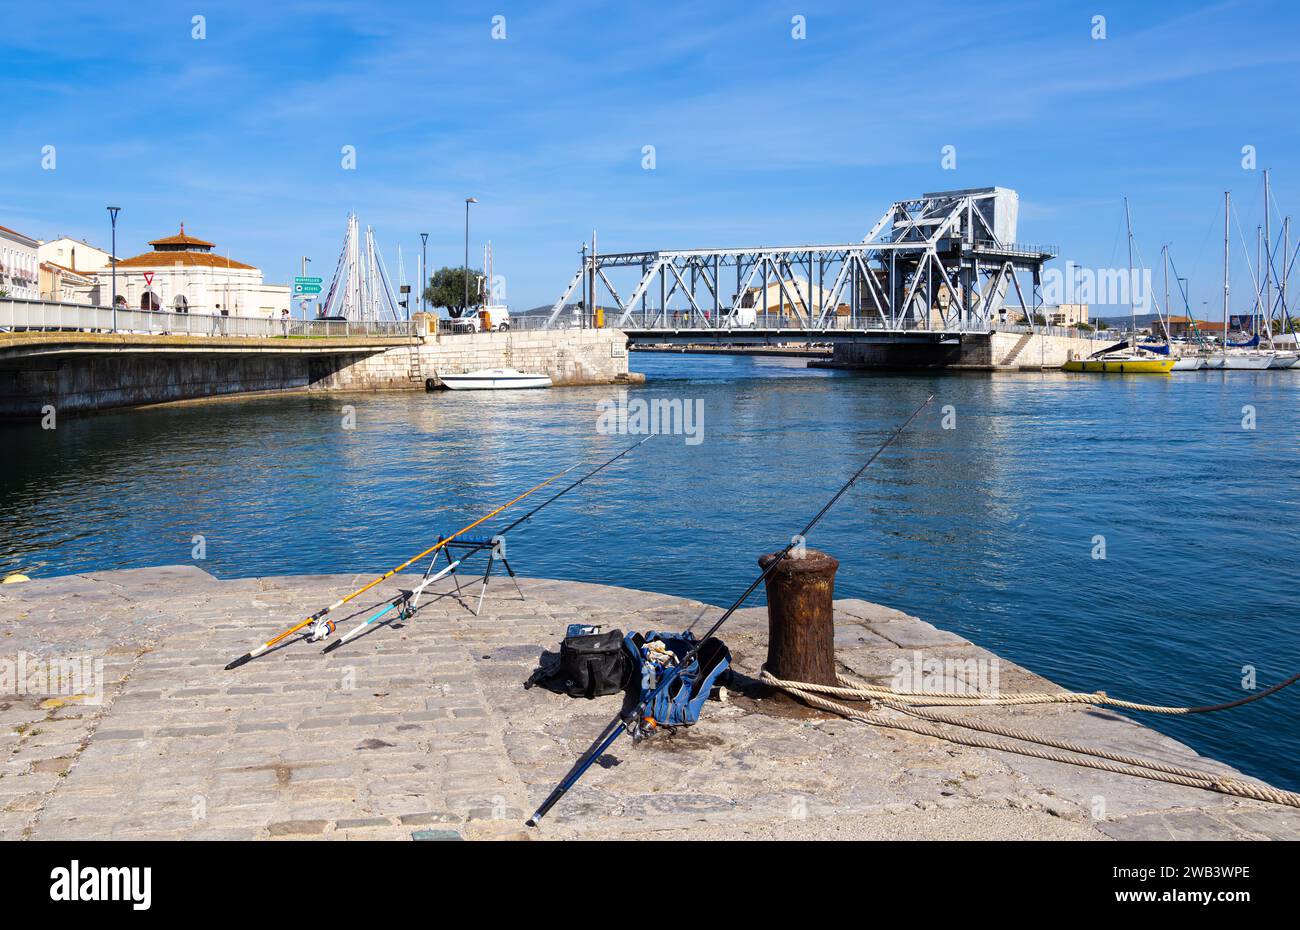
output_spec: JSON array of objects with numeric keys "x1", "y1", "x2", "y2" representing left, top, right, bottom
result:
[
  {"x1": 294, "y1": 276, "x2": 323, "y2": 285},
  {"x1": 294, "y1": 283, "x2": 322, "y2": 295}
]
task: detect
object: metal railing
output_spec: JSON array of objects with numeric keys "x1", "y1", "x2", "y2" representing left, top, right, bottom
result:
[
  {"x1": 990, "y1": 321, "x2": 1109, "y2": 340},
  {"x1": 531, "y1": 310, "x2": 1109, "y2": 339},
  {"x1": 432, "y1": 314, "x2": 585, "y2": 333},
  {"x1": 0, "y1": 298, "x2": 415, "y2": 339},
  {"x1": 971, "y1": 239, "x2": 1059, "y2": 258}
]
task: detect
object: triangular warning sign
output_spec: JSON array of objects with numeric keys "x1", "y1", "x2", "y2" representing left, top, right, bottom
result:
[{"x1": 143, "y1": 272, "x2": 154, "y2": 286}]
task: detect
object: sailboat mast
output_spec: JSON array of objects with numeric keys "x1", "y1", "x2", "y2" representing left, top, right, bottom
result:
[
  {"x1": 1255, "y1": 226, "x2": 1264, "y2": 337},
  {"x1": 1223, "y1": 191, "x2": 1231, "y2": 358},
  {"x1": 1162, "y1": 244, "x2": 1170, "y2": 343},
  {"x1": 1285, "y1": 217, "x2": 1292, "y2": 337},
  {"x1": 1125, "y1": 197, "x2": 1136, "y2": 339},
  {"x1": 1265, "y1": 168, "x2": 1273, "y2": 344}
]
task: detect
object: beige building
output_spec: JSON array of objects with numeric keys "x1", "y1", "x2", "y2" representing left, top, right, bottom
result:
[
  {"x1": 735, "y1": 276, "x2": 831, "y2": 325},
  {"x1": 1048, "y1": 303, "x2": 1089, "y2": 327},
  {"x1": 0, "y1": 224, "x2": 40, "y2": 300},
  {"x1": 38, "y1": 236, "x2": 114, "y2": 275},
  {"x1": 108, "y1": 225, "x2": 290, "y2": 315},
  {"x1": 39, "y1": 262, "x2": 96, "y2": 303},
  {"x1": 36, "y1": 236, "x2": 111, "y2": 303},
  {"x1": 1010, "y1": 303, "x2": 1090, "y2": 327}
]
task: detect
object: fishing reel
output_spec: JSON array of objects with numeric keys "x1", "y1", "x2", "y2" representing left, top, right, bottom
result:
[
  {"x1": 627, "y1": 714, "x2": 675, "y2": 743},
  {"x1": 306, "y1": 618, "x2": 336, "y2": 643}
]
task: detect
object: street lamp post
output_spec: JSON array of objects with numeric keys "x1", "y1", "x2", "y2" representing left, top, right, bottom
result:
[
  {"x1": 464, "y1": 197, "x2": 477, "y2": 316},
  {"x1": 107, "y1": 206, "x2": 121, "y2": 332},
  {"x1": 420, "y1": 232, "x2": 428, "y2": 313}
]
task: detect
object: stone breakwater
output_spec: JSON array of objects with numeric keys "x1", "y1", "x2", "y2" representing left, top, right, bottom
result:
[{"x1": 0, "y1": 567, "x2": 1294, "y2": 841}]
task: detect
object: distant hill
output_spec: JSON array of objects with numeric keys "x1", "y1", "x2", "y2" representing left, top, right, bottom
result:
[{"x1": 516, "y1": 303, "x2": 574, "y2": 317}]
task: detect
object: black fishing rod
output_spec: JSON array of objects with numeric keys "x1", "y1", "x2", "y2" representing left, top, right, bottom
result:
[
  {"x1": 499, "y1": 433, "x2": 655, "y2": 536},
  {"x1": 320, "y1": 433, "x2": 655, "y2": 653},
  {"x1": 525, "y1": 394, "x2": 935, "y2": 827}
]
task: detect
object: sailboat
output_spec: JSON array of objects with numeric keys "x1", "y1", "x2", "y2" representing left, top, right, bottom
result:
[
  {"x1": 1207, "y1": 188, "x2": 1276, "y2": 370},
  {"x1": 1063, "y1": 199, "x2": 1175, "y2": 374},
  {"x1": 1266, "y1": 213, "x2": 1299, "y2": 367},
  {"x1": 1063, "y1": 347, "x2": 1176, "y2": 373},
  {"x1": 1153, "y1": 245, "x2": 1205, "y2": 369}
]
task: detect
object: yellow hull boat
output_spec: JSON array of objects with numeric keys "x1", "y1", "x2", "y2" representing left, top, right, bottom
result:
[{"x1": 1062, "y1": 357, "x2": 1176, "y2": 374}]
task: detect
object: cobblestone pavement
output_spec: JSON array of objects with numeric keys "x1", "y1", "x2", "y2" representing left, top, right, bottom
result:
[{"x1": 0, "y1": 566, "x2": 1294, "y2": 840}]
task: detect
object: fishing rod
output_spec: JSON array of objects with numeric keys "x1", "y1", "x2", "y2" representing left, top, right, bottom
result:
[
  {"x1": 321, "y1": 434, "x2": 656, "y2": 654},
  {"x1": 223, "y1": 463, "x2": 579, "y2": 670},
  {"x1": 526, "y1": 394, "x2": 935, "y2": 827},
  {"x1": 499, "y1": 434, "x2": 655, "y2": 536}
]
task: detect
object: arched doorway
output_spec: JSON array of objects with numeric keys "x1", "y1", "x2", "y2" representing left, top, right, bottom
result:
[
  {"x1": 141, "y1": 291, "x2": 160, "y2": 311},
  {"x1": 173, "y1": 294, "x2": 189, "y2": 314}
]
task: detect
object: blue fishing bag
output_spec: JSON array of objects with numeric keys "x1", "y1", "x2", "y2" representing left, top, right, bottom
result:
[{"x1": 623, "y1": 631, "x2": 732, "y2": 729}]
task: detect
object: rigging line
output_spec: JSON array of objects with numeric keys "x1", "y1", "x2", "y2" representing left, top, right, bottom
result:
[{"x1": 1231, "y1": 207, "x2": 1267, "y2": 315}]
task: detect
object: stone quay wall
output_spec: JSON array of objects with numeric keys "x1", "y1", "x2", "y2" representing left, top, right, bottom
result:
[{"x1": 317, "y1": 328, "x2": 634, "y2": 391}]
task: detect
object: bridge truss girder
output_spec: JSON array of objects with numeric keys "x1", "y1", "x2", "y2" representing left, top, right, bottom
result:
[{"x1": 544, "y1": 191, "x2": 1056, "y2": 336}]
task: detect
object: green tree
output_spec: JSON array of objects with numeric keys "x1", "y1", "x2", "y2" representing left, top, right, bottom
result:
[
  {"x1": 1095, "y1": 320, "x2": 1109, "y2": 331},
  {"x1": 423, "y1": 266, "x2": 483, "y2": 317}
]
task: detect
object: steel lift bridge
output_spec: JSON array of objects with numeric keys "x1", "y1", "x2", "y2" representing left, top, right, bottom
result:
[{"x1": 542, "y1": 187, "x2": 1057, "y2": 346}]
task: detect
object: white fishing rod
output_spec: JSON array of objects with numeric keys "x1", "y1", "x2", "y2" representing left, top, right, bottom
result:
[
  {"x1": 321, "y1": 434, "x2": 656, "y2": 654},
  {"x1": 224, "y1": 464, "x2": 579, "y2": 670}
]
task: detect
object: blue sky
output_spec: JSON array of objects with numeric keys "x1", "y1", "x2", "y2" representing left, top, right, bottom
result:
[{"x1": 4, "y1": 0, "x2": 1299, "y2": 315}]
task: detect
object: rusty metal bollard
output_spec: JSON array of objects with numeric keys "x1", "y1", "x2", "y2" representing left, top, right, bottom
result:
[{"x1": 759, "y1": 548, "x2": 839, "y2": 687}]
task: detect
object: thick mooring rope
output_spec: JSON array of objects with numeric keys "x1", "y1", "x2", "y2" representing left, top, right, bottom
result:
[
  {"x1": 758, "y1": 668, "x2": 1300, "y2": 810},
  {"x1": 770, "y1": 669, "x2": 1300, "y2": 715}
]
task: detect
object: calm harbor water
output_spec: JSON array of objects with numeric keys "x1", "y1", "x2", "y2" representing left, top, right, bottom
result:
[{"x1": 3, "y1": 354, "x2": 1298, "y2": 791}]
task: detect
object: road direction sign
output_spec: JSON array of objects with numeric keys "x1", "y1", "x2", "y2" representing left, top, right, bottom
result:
[
  {"x1": 294, "y1": 283, "x2": 322, "y2": 295},
  {"x1": 294, "y1": 276, "x2": 323, "y2": 285}
]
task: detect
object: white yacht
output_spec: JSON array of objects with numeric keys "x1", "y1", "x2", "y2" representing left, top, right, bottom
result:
[{"x1": 1206, "y1": 351, "x2": 1272, "y2": 370}]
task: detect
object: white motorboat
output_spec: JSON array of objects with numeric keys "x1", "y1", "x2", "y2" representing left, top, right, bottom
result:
[{"x1": 439, "y1": 368, "x2": 553, "y2": 390}]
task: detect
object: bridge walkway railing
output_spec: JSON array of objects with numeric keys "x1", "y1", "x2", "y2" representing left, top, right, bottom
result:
[{"x1": 0, "y1": 298, "x2": 414, "y2": 339}]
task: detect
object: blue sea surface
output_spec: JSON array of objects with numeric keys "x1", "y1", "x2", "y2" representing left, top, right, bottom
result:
[{"x1": 2, "y1": 354, "x2": 1297, "y2": 790}]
